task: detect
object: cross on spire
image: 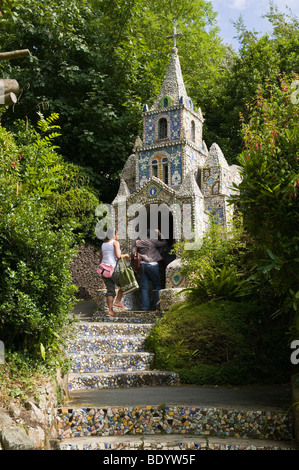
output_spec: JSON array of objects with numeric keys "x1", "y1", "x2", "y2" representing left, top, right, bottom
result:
[{"x1": 167, "y1": 26, "x2": 182, "y2": 49}]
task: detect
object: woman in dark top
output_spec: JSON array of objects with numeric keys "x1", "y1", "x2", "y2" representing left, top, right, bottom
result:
[{"x1": 133, "y1": 229, "x2": 167, "y2": 311}]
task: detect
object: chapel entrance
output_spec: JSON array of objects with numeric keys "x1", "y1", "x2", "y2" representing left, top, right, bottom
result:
[{"x1": 145, "y1": 204, "x2": 176, "y2": 289}]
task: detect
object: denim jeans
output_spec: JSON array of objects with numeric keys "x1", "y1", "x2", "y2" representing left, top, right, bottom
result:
[{"x1": 138, "y1": 263, "x2": 161, "y2": 310}]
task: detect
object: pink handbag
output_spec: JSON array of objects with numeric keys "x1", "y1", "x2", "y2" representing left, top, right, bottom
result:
[{"x1": 97, "y1": 263, "x2": 114, "y2": 278}]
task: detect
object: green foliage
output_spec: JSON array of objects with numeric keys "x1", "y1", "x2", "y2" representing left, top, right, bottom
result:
[
  {"x1": 176, "y1": 217, "x2": 255, "y2": 302},
  {"x1": 0, "y1": 0, "x2": 144, "y2": 200},
  {"x1": 145, "y1": 300, "x2": 292, "y2": 386},
  {"x1": 0, "y1": 115, "x2": 99, "y2": 365},
  {"x1": 0, "y1": 197, "x2": 77, "y2": 358},
  {"x1": 230, "y1": 74, "x2": 299, "y2": 334},
  {"x1": 205, "y1": 5, "x2": 299, "y2": 164},
  {"x1": 0, "y1": 1, "x2": 297, "y2": 192},
  {"x1": 12, "y1": 114, "x2": 100, "y2": 242},
  {"x1": 49, "y1": 187, "x2": 100, "y2": 242},
  {"x1": 0, "y1": 0, "x2": 225, "y2": 201},
  {"x1": 182, "y1": 263, "x2": 254, "y2": 302}
]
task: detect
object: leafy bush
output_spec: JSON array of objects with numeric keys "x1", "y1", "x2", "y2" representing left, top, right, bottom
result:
[
  {"x1": 230, "y1": 74, "x2": 299, "y2": 335},
  {"x1": 0, "y1": 115, "x2": 99, "y2": 365},
  {"x1": 176, "y1": 216, "x2": 256, "y2": 302},
  {"x1": 145, "y1": 300, "x2": 293, "y2": 386},
  {"x1": 182, "y1": 263, "x2": 254, "y2": 302},
  {"x1": 49, "y1": 187, "x2": 99, "y2": 243},
  {"x1": 0, "y1": 194, "x2": 77, "y2": 360},
  {"x1": 13, "y1": 116, "x2": 100, "y2": 243}
]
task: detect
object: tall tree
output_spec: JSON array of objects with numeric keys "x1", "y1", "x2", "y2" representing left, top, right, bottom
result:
[
  {"x1": 230, "y1": 73, "x2": 299, "y2": 336},
  {"x1": 0, "y1": 0, "x2": 225, "y2": 201},
  {"x1": 207, "y1": 4, "x2": 299, "y2": 164},
  {"x1": 0, "y1": 0, "x2": 141, "y2": 200}
]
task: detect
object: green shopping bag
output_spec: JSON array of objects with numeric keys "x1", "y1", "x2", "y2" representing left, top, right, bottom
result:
[{"x1": 119, "y1": 257, "x2": 139, "y2": 294}]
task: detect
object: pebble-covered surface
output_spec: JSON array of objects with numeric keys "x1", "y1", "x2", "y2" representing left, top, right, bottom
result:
[
  {"x1": 57, "y1": 405, "x2": 294, "y2": 442},
  {"x1": 67, "y1": 335, "x2": 147, "y2": 355},
  {"x1": 60, "y1": 306, "x2": 296, "y2": 451},
  {"x1": 73, "y1": 322, "x2": 153, "y2": 338},
  {"x1": 70, "y1": 352, "x2": 155, "y2": 373},
  {"x1": 92, "y1": 310, "x2": 163, "y2": 324},
  {"x1": 59, "y1": 440, "x2": 296, "y2": 451},
  {"x1": 65, "y1": 315, "x2": 179, "y2": 391},
  {"x1": 68, "y1": 371, "x2": 179, "y2": 390}
]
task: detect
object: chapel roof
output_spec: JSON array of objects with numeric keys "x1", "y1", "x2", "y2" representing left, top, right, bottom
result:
[{"x1": 150, "y1": 27, "x2": 189, "y2": 111}]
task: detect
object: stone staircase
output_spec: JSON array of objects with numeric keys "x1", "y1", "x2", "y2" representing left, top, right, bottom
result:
[
  {"x1": 66, "y1": 310, "x2": 178, "y2": 392},
  {"x1": 55, "y1": 306, "x2": 297, "y2": 451}
]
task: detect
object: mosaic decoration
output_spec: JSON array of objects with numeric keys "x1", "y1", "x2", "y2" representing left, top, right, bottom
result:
[
  {"x1": 112, "y1": 37, "x2": 241, "y2": 297},
  {"x1": 57, "y1": 405, "x2": 294, "y2": 443},
  {"x1": 59, "y1": 440, "x2": 296, "y2": 451},
  {"x1": 57, "y1": 290, "x2": 295, "y2": 450},
  {"x1": 165, "y1": 259, "x2": 187, "y2": 289}
]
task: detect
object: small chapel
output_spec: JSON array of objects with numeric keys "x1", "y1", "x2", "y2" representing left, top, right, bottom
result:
[{"x1": 112, "y1": 27, "x2": 241, "y2": 305}]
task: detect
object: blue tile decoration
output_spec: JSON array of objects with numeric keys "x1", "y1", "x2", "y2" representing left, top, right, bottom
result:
[
  {"x1": 57, "y1": 404, "x2": 294, "y2": 444},
  {"x1": 111, "y1": 30, "x2": 242, "y2": 294},
  {"x1": 59, "y1": 313, "x2": 295, "y2": 449}
]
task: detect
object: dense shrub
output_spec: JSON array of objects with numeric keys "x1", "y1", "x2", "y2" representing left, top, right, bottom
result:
[
  {"x1": 230, "y1": 74, "x2": 299, "y2": 336},
  {"x1": 13, "y1": 116, "x2": 100, "y2": 243},
  {"x1": 0, "y1": 199, "x2": 77, "y2": 356},
  {"x1": 145, "y1": 300, "x2": 293, "y2": 386},
  {"x1": 176, "y1": 216, "x2": 256, "y2": 303},
  {"x1": 0, "y1": 116, "x2": 99, "y2": 364}
]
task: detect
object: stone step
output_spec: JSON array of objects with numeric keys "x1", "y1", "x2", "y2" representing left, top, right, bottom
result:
[
  {"x1": 56, "y1": 434, "x2": 297, "y2": 451},
  {"x1": 70, "y1": 352, "x2": 155, "y2": 373},
  {"x1": 92, "y1": 310, "x2": 163, "y2": 324},
  {"x1": 56, "y1": 404, "x2": 294, "y2": 443},
  {"x1": 68, "y1": 371, "x2": 180, "y2": 391},
  {"x1": 72, "y1": 322, "x2": 153, "y2": 338},
  {"x1": 66, "y1": 335, "x2": 147, "y2": 354}
]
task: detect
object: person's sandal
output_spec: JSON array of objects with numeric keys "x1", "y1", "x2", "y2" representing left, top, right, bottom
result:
[
  {"x1": 114, "y1": 303, "x2": 128, "y2": 310},
  {"x1": 108, "y1": 312, "x2": 118, "y2": 318}
]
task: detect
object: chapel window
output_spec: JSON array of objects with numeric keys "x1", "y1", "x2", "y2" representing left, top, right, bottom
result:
[
  {"x1": 191, "y1": 121, "x2": 196, "y2": 142},
  {"x1": 151, "y1": 160, "x2": 158, "y2": 178},
  {"x1": 150, "y1": 156, "x2": 170, "y2": 184},
  {"x1": 158, "y1": 118, "x2": 168, "y2": 140},
  {"x1": 196, "y1": 168, "x2": 202, "y2": 190},
  {"x1": 162, "y1": 157, "x2": 169, "y2": 184}
]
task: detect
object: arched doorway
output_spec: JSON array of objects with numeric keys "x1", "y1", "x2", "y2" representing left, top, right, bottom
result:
[{"x1": 145, "y1": 203, "x2": 176, "y2": 289}]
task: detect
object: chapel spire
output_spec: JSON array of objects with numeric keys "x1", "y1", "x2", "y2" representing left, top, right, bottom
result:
[{"x1": 150, "y1": 26, "x2": 188, "y2": 111}]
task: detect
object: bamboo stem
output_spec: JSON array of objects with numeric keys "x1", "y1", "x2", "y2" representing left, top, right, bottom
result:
[
  {"x1": 0, "y1": 92, "x2": 17, "y2": 107},
  {"x1": 0, "y1": 49, "x2": 30, "y2": 61}
]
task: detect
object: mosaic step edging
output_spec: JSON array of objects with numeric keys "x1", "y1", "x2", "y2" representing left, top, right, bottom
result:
[
  {"x1": 72, "y1": 322, "x2": 153, "y2": 338},
  {"x1": 66, "y1": 335, "x2": 147, "y2": 355},
  {"x1": 56, "y1": 405, "x2": 295, "y2": 443},
  {"x1": 92, "y1": 310, "x2": 163, "y2": 324},
  {"x1": 58, "y1": 436, "x2": 297, "y2": 451},
  {"x1": 70, "y1": 352, "x2": 155, "y2": 373},
  {"x1": 68, "y1": 371, "x2": 180, "y2": 390}
]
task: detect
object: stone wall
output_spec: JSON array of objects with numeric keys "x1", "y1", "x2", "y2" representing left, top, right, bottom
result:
[
  {"x1": 292, "y1": 376, "x2": 299, "y2": 445},
  {"x1": 159, "y1": 288, "x2": 187, "y2": 311},
  {"x1": 70, "y1": 244, "x2": 104, "y2": 300},
  {"x1": 0, "y1": 373, "x2": 68, "y2": 450}
]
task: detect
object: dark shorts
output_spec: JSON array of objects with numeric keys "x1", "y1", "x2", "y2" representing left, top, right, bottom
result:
[{"x1": 102, "y1": 270, "x2": 120, "y2": 297}]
